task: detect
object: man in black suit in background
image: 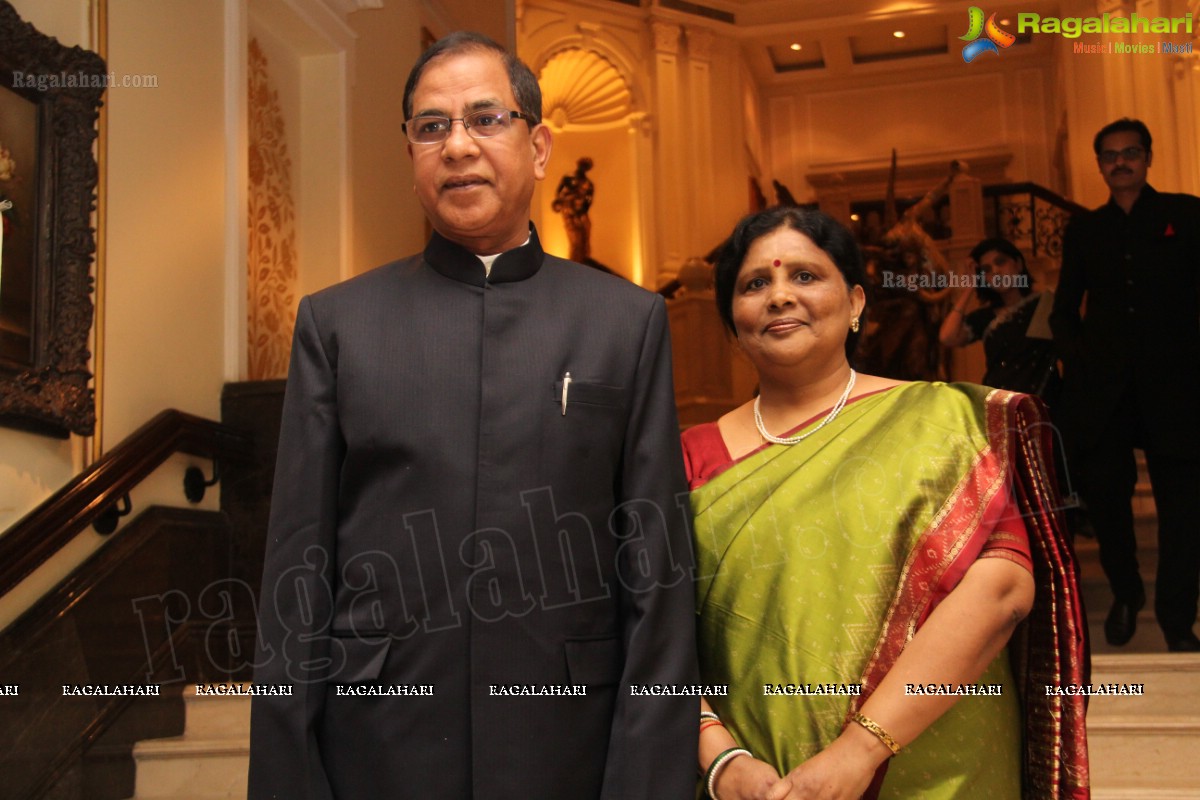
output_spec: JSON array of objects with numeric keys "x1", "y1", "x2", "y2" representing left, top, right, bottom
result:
[
  {"x1": 1051, "y1": 118, "x2": 1200, "y2": 652},
  {"x1": 248, "y1": 32, "x2": 698, "y2": 798}
]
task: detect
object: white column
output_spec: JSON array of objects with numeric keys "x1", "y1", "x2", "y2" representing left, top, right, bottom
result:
[
  {"x1": 629, "y1": 112, "x2": 654, "y2": 288},
  {"x1": 650, "y1": 20, "x2": 684, "y2": 280},
  {"x1": 684, "y1": 27, "x2": 715, "y2": 250}
]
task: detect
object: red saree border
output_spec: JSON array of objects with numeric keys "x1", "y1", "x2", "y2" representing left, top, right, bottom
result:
[
  {"x1": 997, "y1": 389, "x2": 1091, "y2": 799},
  {"x1": 851, "y1": 388, "x2": 1090, "y2": 799},
  {"x1": 854, "y1": 393, "x2": 1008, "y2": 701}
]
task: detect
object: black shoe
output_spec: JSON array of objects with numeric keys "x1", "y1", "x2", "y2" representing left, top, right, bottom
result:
[
  {"x1": 1165, "y1": 631, "x2": 1200, "y2": 652},
  {"x1": 1104, "y1": 595, "x2": 1145, "y2": 646}
]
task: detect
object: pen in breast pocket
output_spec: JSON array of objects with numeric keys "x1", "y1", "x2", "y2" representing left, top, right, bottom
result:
[{"x1": 561, "y1": 371, "x2": 572, "y2": 416}]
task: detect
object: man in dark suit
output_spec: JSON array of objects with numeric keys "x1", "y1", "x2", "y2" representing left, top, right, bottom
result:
[
  {"x1": 248, "y1": 32, "x2": 699, "y2": 798},
  {"x1": 1051, "y1": 118, "x2": 1200, "y2": 652}
]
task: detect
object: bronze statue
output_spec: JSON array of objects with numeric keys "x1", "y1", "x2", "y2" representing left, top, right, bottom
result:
[{"x1": 552, "y1": 157, "x2": 595, "y2": 263}]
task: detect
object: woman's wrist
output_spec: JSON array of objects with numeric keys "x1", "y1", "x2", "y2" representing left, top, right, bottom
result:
[
  {"x1": 705, "y1": 747, "x2": 752, "y2": 799},
  {"x1": 713, "y1": 751, "x2": 765, "y2": 800},
  {"x1": 840, "y1": 715, "x2": 898, "y2": 768},
  {"x1": 851, "y1": 712, "x2": 901, "y2": 756}
]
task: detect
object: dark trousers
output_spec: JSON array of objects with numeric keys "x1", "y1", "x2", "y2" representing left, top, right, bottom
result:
[{"x1": 1075, "y1": 388, "x2": 1200, "y2": 637}]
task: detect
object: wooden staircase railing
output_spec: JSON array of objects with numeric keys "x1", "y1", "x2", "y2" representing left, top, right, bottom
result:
[
  {"x1": 0, "y1": 408, "x2": 261, "y2": 800},
  {"x1": 0, "y1": 409, "x2": 253, "y2": 598}
]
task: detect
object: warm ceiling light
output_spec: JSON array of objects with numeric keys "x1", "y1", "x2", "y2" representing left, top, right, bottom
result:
[
  {"x1": 850, "y1": 213, "x2": 861, "y2": 221},
  {"x1": 790, "y1": 43, "x2": 802, "y2": 51},
  {"x1": 893, "y1": 30, "x2": 906, "y2": 38},
  {"x1": 1000, "y1": 18, "x2": 1011, "y2": 25}
]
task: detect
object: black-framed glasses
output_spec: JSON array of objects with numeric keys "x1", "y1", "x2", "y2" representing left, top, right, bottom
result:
[
  {"x1": 404, "y1": 108, "x2": 530, "y2": 144},
  {"x1": 1098, "y1": 146, "x2": 1146, "y2": 164}
]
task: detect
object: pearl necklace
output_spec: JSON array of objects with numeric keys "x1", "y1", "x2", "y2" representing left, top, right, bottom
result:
[{"x1": 754, "y1": 370, "x2": 857, "y2": 445}]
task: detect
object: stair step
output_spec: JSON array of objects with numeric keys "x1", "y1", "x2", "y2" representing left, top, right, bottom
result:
[
  {"x1": 1089, "y1": 718, "x2": 1200, "y2": 733},
  {"x1": 1088, "y1": 718, "x2": 1200, "y2": 791},
  {"x1": 176, "y1": 687, "x2": 252, "y2": 738},
  {"x1": 1086, "y1": 652, "x2": 1200, "y2": 794},
  {"x1": 1087, "y1": 654, "x2": 1200, "y2": 718},
  {"x1": 125, "y1": 685, "x2": 250, "y2": 799},
  {"x1": 130, "y1": 737, "x2": 248, "y2": 799},
  {"x1": 133, "y1": 736, "x2": 248, "y2": 758}
]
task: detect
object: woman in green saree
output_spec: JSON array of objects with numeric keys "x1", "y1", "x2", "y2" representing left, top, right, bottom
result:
[{"x1": 686, "y1": 208, "x2": 1088, "y2": 800}]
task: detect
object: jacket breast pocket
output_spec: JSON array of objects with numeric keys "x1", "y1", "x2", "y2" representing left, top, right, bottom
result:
[
  {"x1": 547, "y1": 380, "x2": 626, "y2": 470},
  {"x1": 553, "y1": 379, "x2": 625, "y2": 410}
]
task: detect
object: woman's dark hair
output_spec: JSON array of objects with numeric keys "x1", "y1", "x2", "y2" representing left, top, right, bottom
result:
[
  {"x1": 402, "y1": 31, "x2": 543, "y2": 126},
  {"x1": 969, "y1": 237, "x2": 1032, "y2": 308},
  {"x1": 714, "y1": 206, "x2": 868, "y2": 360}
]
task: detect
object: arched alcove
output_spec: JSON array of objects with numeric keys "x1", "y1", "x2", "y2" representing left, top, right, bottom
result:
[
  {"x1": 540, "y1": 47, "x2": 631, "y2": 128},
  {"x1": 534, "y1": 45, "x2": 649, "y2": 285}
]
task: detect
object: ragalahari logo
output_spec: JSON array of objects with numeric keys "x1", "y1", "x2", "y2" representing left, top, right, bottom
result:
[{"x1": 960, "y1": 7, "x2": 1017, "y2": 62}]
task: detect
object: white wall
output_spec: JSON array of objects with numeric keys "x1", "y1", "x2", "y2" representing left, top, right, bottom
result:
[
  {"x1": 104, "y1": 0, "x2": 228, "y2": 441},
  {"x1": 347, "y1": 1, "x2": 426, "y2": 272},
  {"x1": 765, "y1": 55, "x2": 1059, "y2": 204},
  {"x1": 6, "y1": 0, "x2": 90, "y2": 48}
]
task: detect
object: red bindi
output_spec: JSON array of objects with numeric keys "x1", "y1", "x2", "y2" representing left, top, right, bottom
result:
[{"x1": 773, "y1": 259, "x2": 781, "y2": 266}]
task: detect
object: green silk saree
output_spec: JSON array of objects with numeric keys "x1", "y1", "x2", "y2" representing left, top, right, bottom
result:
[{"x1": 691, "y1": 382, "x2": 1088, "y2": 799}]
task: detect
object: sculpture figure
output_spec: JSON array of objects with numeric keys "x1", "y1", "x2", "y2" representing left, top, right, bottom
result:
[
  {"x1": 856, "y1": 154, "x2": 960, "y2": 380},
  {"x1": 552, "y1": 156, "x2": 595, "y2": 262}
]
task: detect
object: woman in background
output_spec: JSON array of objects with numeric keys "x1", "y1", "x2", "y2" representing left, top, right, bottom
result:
[
  {"x1": 939, "y1": 237, "x2": 1060, "y2": 402},
  {"x1": 686, "y1": 208, "x2": 1088, "y2": 799}
]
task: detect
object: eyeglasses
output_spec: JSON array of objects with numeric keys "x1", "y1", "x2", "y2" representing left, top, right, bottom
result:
[
  {"x1": 1098, "y1": 146, "x2": 1146, "y2": 164},
  {"x1": 403, "y1": 108, "x2": 530, "y2": 144}
]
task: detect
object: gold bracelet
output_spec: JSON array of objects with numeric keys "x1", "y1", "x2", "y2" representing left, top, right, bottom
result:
[{"x1": 852, "y1": 712, "x2": 901, "y2": 755}]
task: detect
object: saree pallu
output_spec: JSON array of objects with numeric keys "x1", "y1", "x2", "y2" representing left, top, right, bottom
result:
[{"x1": 692, "y1": 382, "x2": 1088, "y2": 799}]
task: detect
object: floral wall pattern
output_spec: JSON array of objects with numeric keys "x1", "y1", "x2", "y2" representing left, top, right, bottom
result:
[{"x1": 247, "y1": 38, "x2": 297, "y2": 380}]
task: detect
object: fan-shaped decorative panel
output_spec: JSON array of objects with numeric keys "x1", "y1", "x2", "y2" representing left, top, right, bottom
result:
[{"x1": 539, "y1": 49, "x2": 631, "y2": 128}]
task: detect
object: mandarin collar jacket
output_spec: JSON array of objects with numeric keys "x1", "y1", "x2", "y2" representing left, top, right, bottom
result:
[{"x1": 250, "y1": 223, "x2": 699, "y2": 800}]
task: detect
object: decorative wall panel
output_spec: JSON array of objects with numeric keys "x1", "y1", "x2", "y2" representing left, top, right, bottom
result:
[{"x1": 247, "y1": 38, "x2": 297, "y2": 381}]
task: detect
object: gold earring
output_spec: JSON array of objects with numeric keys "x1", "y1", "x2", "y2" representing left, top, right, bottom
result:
[{"x1": 850, "y1": 317, "x2": 860, "y2": 333}]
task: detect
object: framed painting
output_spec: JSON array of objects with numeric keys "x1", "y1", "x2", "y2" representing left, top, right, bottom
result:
[{"x1": 0, "y1": 0, "x2": 105, "y2": 437}]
